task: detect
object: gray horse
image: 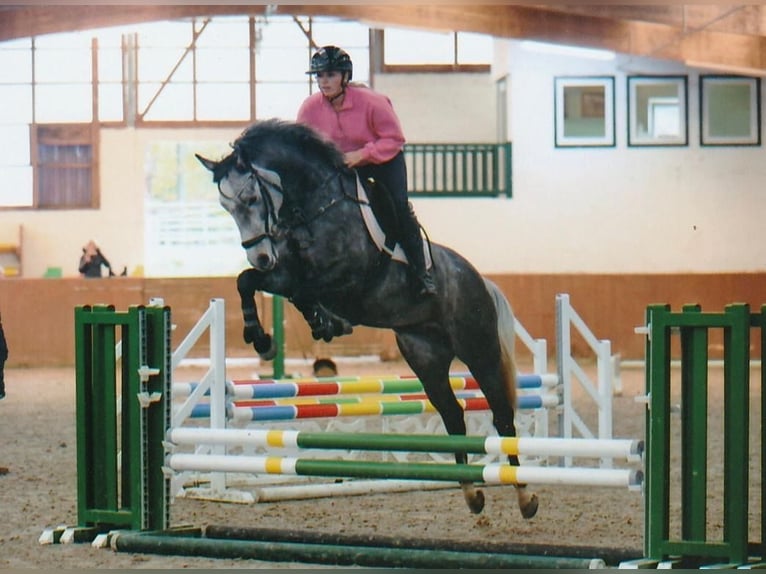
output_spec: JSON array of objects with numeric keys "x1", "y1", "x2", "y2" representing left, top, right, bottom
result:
[{"x1": 197, "y1": 119, "x2": 538, "y2": 518}]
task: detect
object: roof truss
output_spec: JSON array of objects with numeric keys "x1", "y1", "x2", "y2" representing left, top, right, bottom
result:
[{"x1": 2, "y1": 4, "x2": 765, "y2": 75}]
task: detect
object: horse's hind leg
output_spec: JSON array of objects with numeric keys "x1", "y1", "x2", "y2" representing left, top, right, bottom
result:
[
  {"x1": 470, "y1": 362, "x2": 539, "y2": 519},
  {"x1": 395, "y1": 331, "x2": 486, "y2": 514}
]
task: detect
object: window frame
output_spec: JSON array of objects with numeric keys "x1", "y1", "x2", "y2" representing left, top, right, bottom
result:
[
  {"x1": 700, "y1": 75, "x2": 761, "y2": 146},
  {"x1": 32, "y1": 123, "x2": 100, "y2": 209},
  {"x1": 627, "y1": 75, "x2": 688, "y2": 147},
  {"x1": 554, "y1": 76, "x2": 615, "y2": 148},
  {"x1": 378, "y1": 29, "x2": 491, "y2": 73}
]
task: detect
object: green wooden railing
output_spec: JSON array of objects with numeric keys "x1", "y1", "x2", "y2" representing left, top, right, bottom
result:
[{"x1": 403, "y1": 142, "x2": 512, "y2": 197}]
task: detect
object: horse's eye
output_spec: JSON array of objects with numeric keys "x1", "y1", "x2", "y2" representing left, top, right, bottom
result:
[{"x1": 245, "y1": 195, "x2": 259, "y2": 207}]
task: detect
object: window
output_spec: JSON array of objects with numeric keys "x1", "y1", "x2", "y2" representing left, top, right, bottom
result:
[
  {"x1": 381, "y1": 28, "x2": 491, "y2": 72},
  {"x1": 259, "y1": 16, "x2": 369, "y2": 113},
  {"x1": 628, "y1": 76, "x2": 687, "y2": 146},
  {"x1": 137, "y1": 18, "x2": 253, "y2": 122},
  {"x1": 554, "y1": 77, "x2": 615, "y2": 147},
  {"x1": 700, "y1": 75, "x2": 761, "y2": 146},
  {"x1": 34, "y1": 33, "x2": 93, "y2": 123},
  {"x1": 33, "y1": 124, "x2": 98, "y2": 208}
]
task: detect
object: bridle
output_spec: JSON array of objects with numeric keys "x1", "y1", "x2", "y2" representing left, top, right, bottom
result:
[
  {"x1": 234, "y1": 165, "x2": 361, "y2": 249},
  {"x1": 219, "y1": 168, "x2": 282, "y2": 251},
  {"x1": 239, "y1": 172, "x2": 282, "y2": 250}
]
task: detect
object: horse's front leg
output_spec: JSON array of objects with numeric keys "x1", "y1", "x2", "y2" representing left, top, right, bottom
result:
[
  {"x1": 236, "y1": 268, "x2": 276, "y2": 360},
  {"x1": 291, "y1": 291, "x2": 353, "y2": 343}
]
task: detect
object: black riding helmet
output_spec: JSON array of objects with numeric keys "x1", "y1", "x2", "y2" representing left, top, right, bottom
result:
[{"x1": 306, "y1": 45, "x2": 353, "y2": 82}]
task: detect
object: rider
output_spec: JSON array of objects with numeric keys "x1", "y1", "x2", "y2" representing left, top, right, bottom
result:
[{"x1": 296, "y1": 45, "x2": 437, "y2": 298}]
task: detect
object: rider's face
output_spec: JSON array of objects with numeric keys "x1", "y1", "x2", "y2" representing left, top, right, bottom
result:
[{"x1": 316, "y1": 70, "x2": 344, "y2": 100}]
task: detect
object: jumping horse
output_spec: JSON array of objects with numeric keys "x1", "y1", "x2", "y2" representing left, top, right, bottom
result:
[{"x1": 196, "y1": 119, "x2": 538, "y2": 518}]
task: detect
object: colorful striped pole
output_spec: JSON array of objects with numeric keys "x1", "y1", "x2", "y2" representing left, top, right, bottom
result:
[
  {"x1": 232, "y1": 389, "x2": 489, "y2": 407},
  {"x1": 166, "y1": 453, "x2": 642, "y2": 488},
  {"x1": 220, "y1": 373, "x2": 559, "y2": 400},
  {"x1": 187, "y1": 385, "x2": 561, "y2": 419},
  {"x1": 224, "y1": 393, "x2": 559, "y2": 422},
  {"x1": 169, "y1": 373, "x2": 561, "y2": 400},
  {"x1": 168, "y1": 427, "x2": 643, "y2": 460}
]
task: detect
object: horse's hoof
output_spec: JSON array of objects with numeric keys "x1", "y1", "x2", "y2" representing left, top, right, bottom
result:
[
  {"x1": 242, "y1": 328, "x2": 255, "y2": 344},
  {"x1": 311, "y1": 327, "x2": 334, "y2": 343},
  {"x1": 466, "y1": 489, "x2": 485, "y2": 514},
  {"x1": 260, "y1": 344, "x2": 277, "y2": 362},
  {"x1": 332, "y1": 318, "x2": 352, "y2": 337},
  {"x1": 519, "y1": 493, "x2": 539, "y2": 519},
  {"x1": 311, "y1": 325, "x2": 332, "y2": 342},
  {"x1": 254, "y1": 334, "x2": 275, "y2": 359}
]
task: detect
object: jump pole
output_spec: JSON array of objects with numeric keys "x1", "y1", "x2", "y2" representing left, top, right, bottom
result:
[
  {"x1": 110, "y1": 529, "x2": 608, "y2": 569},
  {"x1": 166, "y1": 453, "x2": 642, "y2": 488},
  {"x1": 218, "y1": 372, "x2": 559, "y2": 399},
  {"x1": 167, "y1": 427, "x2": 643, "y2": 460},
  {"x1": 223, "y1": 392, "x2": 560, "y2": 422}
]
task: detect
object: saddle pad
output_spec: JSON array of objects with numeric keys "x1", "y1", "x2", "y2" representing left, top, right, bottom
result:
[{"x1": 356, "y1": 175, "x2": 432, "y2": 269}]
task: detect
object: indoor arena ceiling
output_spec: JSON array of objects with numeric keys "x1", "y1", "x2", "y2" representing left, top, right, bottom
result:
[{"x1": 1, "y1": 4, "x2": 765, "y2": 75}]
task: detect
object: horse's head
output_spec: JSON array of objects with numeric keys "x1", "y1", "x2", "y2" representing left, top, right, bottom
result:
[
  {"x1": 233, "y1": 119, "x2": 350, "y2": 192},
  {"x1": 196, "y1": 152, "x2": 284, "y2": 272},
  {"x1": 198, "y1": 120, "x2": 352, "y2": 271}
]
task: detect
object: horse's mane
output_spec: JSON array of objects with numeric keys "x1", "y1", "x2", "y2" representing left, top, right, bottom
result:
[{"x1": 232, "y1": 119, "x2": 348, "y2": 173}]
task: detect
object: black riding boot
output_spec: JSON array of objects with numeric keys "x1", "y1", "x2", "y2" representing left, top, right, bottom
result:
[{"x1": 400, "y1": 204, "x2": 437, "y2": 298}]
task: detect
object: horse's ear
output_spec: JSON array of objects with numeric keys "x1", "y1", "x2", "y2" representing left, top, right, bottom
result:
[{"x1": 195, "y1": 154, "x2": 218, "y2": 173}]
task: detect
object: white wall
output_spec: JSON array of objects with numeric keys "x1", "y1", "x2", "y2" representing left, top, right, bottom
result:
[
  {"x1": 411, "y1": 41, "x2": 766, "y2": 274},
  {"x1": 375, "y1": 73, "x2": 498, "y2": 142}
]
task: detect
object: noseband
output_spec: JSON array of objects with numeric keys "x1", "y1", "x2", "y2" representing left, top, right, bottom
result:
[{"x1": 228, "y1": 169, "x2": 282, "y2": 251}]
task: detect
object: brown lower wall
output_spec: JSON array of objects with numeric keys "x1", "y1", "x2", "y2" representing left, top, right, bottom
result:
[{"x1": 2, "y1": 273, "x2": 765, "y2": 367}]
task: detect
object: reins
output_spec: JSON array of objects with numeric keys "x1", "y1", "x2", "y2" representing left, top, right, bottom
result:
[
  {"x1": 237, "y1": 167, "x2": 358, "y2": 252},
  {"x1": 284, "y1": 170, "x2": 362, "y2": 227},
  {"x1": 239, "y1": 171, "x2": 281, "y2": 250}
]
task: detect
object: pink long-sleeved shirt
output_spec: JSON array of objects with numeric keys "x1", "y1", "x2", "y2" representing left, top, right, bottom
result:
[{"x1": 296, "y1": 85, "x2": 406, "y2": 166}]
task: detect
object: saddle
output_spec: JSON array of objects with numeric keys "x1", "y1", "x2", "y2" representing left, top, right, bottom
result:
[{"x1": 355, "y1": 175, "x2": 432, "y2": 269}]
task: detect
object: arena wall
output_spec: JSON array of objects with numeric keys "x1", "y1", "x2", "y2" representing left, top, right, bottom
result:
[{"x1": 3, "y1": 273, "x2": 765, "y2": 367}]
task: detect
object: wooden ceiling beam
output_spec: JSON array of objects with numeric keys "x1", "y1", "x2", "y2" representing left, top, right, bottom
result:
[
  {"x1": 1, "y1": 4, "x2": 765, "y2": 75},
  {"x1": 325, "y1": 4, "x2": 766, "y2": 73},
  {"x1": 534, "y1": 5, "x2": 766, "y2": 37},
  {"x1": 0, "y1": 5, "x2": 269, "y2": 41}
]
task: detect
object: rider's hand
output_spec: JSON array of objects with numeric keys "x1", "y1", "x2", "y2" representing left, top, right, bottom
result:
[{"x1": 343, "y1": 150, "x2": 365, "y2": 168}]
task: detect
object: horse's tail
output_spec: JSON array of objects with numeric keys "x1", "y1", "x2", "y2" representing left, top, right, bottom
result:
[{"x1": 483, "y1": 278, "x2": 518, "y2": 409}]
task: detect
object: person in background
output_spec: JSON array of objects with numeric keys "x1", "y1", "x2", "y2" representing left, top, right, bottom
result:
[
  {"x1": 312, "y1": 357, "x2": 338, "y2": 378},
  {"x1": 297, "y1": 45, "x2": 436, "y2": 298},
  {"x1": 78, "y1": 240, "x2": 114, "y2": 278},
  {"x1": 0, "y1": 309, "x2": 7, "y2": 400}
]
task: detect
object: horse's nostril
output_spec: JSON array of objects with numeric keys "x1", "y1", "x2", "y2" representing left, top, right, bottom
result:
[{"x1": 256, "y1": 253, "x2": 274, "y2": 270}]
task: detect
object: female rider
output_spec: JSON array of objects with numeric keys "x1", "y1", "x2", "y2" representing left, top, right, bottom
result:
[{"x1": 296, "y1": 45, "x2": 436, "y2": 298}]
